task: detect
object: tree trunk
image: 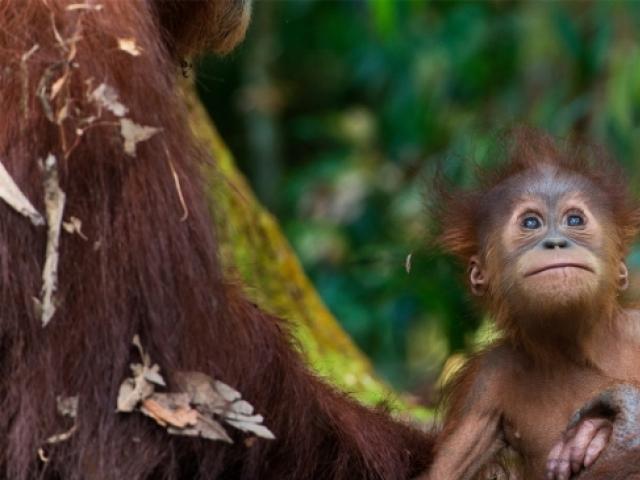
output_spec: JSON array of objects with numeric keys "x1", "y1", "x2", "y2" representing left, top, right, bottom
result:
[{"x1": 184, "y1": 83, "x2": 429, "y2": 419}]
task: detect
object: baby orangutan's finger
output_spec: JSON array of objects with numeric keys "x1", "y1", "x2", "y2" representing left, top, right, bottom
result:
[
  {"x1": 569, "y1": 419, "x2": 602, "y2": 473},
  {"x1": 546, "y1": 435, "x2": 573, "y2": 480},
  {"x1": 545, "y1": 418, "x2": 612, "y2": 480},
  {"x1": 584, "y1": 423, "x2": 612, "y2": 467}
]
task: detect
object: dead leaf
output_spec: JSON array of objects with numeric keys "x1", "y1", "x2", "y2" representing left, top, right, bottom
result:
[
  {"x1": 168, "y1": 414, "x2": 233, "y2": 443},
  {"x1": 117, "y1": 38, "x2": 142, "y2": 56},
  {"x1": 116, "y1": 374, "x2": 154, "y2": 413},
  {"x1": 0, "y1": 159, "x2": 44, "y2": 226},
  {"x1": 163, "y1": 411, "x2": 233, "y2": 443},
  {"x1": 141, "y1": 394, "x2": 198, "y2": 429},
  {"x1": 173, "y1": 371, "x2": 226, "y2": 410},
  {"x1": 40, "y1": 394, "x2": 79, "y2": 453},
  {"x1": 224, "y1": 411, "x2": 263, "y2": 423},
  {"x1": 51, "y1": 14, "x2": 65, "y2": 51},
  {"x1": 167, "y1": 158, "x2": 188, "y2": 221},
  {"x1": 56, "y1": 395, "x2": 78, "y2": 418},
  {"x1": 37, "y1": 447, "x2": 49, "y2": 463},
  {"x1": 45, "y1": 424, "x2": 77, "y2": 445},
  {"x1": 90, "y1": 83, "x2": 128, "y2": 117},
  {"x1": 21, "y1": 44, "x2": 40, "y2": 63},
  {"x1": 50, "y1": 72, "x2": 67, "y2": 100},
  {"x1": 37, "y1": 62, "x2": 65, "y2": 122},
  {"x1": 40, "y1": 154, "x2": 66, "y2": 327},
  {"x1": 172, "y1": 371, "x2": 275, "y2": 440},
  {"x1": 214, "y1": 380, "x2": 242, "y2": 403},
  {"x1": 77, "y1": 114, "x2": 97, "y2": 130},
  {"x1": 118, "y1": 341, "x2": 274, "y2": 444},
  {"x1": 62, "y1": 216, "x2": 88, "y2": 240},
  {"x1": 226, "y1": 419, "x2": 276, "y2": 440},
  {"x1": 120, "y1": 119, "x2": 160, "y2": 157},
  {"x1": 67, "y1": 36, "x2": 78, "y2": 63},
  {"x1": 66, "y1": 3, "x2": 103, "y2": 10},
  {"x1": 228, "y1": 399, "x2": 254, "y2": 416},
  {"x1": 56, "y1": 102, "x2": 69, "y2": 124},
  {"x1": 117, "y1": 335, "x2": 166, "y2": 412},
  {"x1": 143, "y1": 364, "x2": 166, "y2": 387}
]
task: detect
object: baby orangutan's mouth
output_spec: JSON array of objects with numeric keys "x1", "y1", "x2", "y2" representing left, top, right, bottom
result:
[{"x1": 525, "y1": 263, "x2": 594, "y2": 277}]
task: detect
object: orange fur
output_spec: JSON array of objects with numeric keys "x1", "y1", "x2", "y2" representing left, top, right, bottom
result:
[{"x1": 421, "y1": 128, "x2": 640, "y2": 479}]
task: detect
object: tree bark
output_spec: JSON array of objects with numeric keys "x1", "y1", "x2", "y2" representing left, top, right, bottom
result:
[{"x1": 184, "y1": 83, "x2": 429, "y2": 419}]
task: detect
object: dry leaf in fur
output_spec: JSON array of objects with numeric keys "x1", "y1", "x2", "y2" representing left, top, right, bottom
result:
[
  {"x1": 90, "y1": 83, "x2": 128, "y2": 117},
  {"x1": 50, "y1": 72, "x2": 67, "y2": 100},
  {"x1": 173, "y1": 371, "x2": 275, "y2": 440},
  {"x1": 117, "y1": 38, "x2": 142, "y2": 56},
  {"x1": 45, "y1": 425, "x2": 77, "y2": 445},
  {"x1": 40, "y1": 154, "x2": 65, "y2": 327},
  {"x1": 56, "y1": 395, "x2": 78, "y2": 419},
  {"x1": 168, "y1": 413, "x2": 233, "y2": 443},
  {"x1": 142, "y1": 393, "x2": 233, "y2": 443},
  {"x1": 141, "y1": 394, "x2": 198, "y2": 429},
  {"x1": 118, "y1": 340, "x2": 273, "y2": 443},
  {"x1": 0, "y1": 160, "x2": 44, "y2": 226},
  {"x1": 66, "y1": 3, "x2": 103, "y2": 11},
  {"x1": 120, "y1": 119, "x2": 160, "y2": 157},
  {"x1": 62, "y1": 216, "x2": 88, "y2": 240},
  {"x1": 117, "y1": 335, "x2": 165, "y2": 412},
  {"x1": 117, "y1": 372, "x2": 154, "y2": 413},
  {"x1": 40, "y1": 394, "x2": 79, "y2": 451}
]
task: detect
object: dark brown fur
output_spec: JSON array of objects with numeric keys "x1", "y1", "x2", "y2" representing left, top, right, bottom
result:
[
  {"x1": 153, "y1": 0, "x2": 252, "y2": 56},
  {"x1": 0, "y1": 1, "x2": 432, "y2": 479}
]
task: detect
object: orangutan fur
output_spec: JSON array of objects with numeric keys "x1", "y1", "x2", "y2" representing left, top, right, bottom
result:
[
  {"x1": 153, "y1": 0, "x2": 252, "y2": 56},
  {"x1": 0, "y1": 1, "x2": 432, "y2": 479},
  {"x1": 420, "y1": 129, "x2": 640, "y2": 479}
]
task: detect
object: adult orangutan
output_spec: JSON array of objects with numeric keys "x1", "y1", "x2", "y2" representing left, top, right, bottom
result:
[
  {"x1": 0, "y1": 1, "x2": 432, "y2": 479},
  {"x1": 417, "y1": 128, "x2": 640, "y2": 480}
]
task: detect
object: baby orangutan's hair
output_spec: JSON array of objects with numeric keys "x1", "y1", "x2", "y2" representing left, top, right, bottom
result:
[{"x1": 435, "y1": 128, "x2": 640, "y2": 264}]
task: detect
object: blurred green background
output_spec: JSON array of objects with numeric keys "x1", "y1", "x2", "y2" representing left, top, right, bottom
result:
[{"x1": 196, "y1": 0, "x2": 640, "y2": 399}]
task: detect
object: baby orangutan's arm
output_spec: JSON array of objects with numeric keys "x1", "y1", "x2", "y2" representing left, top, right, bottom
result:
[
  {"x1": 417, "y1": 357, "x2": 507, "y2": 480},
  {"x1": 422, "y1": 409, "x2": 505, "y2": 480}
]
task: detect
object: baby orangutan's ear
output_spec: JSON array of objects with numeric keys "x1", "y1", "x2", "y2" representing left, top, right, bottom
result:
[
  {"x1": 469, "y1": 255, "x2": 487, "y2": 296},
  {"x1": 618, "y1": 262, "x2": 629, "y2": 291}
]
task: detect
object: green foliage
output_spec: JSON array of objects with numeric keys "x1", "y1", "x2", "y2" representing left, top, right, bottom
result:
[{"x1": 197, "y1": 1, "x2": 640, "y2": 393}]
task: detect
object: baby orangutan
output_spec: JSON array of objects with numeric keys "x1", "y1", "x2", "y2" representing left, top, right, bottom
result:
[{"x1": 418, "y1": 129, "x2": 640, "y2": 480}]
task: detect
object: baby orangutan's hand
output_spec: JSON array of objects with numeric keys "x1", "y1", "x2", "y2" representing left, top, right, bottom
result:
[{"x1": 545, "y1": 417, "x2": 612, "y2": 480}]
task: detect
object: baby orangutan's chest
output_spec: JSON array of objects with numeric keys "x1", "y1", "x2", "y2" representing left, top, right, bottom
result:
[{"x1": 500, "y1": 369, "x2": 610, "y2": 475}]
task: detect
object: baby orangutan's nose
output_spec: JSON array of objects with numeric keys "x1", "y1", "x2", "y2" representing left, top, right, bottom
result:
[{"x1": 542, "y1": 237, "x2": 569, "y2": 249}]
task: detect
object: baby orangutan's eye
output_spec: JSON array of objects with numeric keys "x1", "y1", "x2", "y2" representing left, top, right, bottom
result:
[
  {"x1": 567, "y1": 214, "x2": 585, "y2": 227},
  {"x1": 521, "y1": 216, "x2": 541, "y2": 230}
]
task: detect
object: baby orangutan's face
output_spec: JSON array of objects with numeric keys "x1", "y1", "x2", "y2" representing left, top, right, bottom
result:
[{"x1": 468, "y1": 166, "x2": 627, "y2": 315}]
